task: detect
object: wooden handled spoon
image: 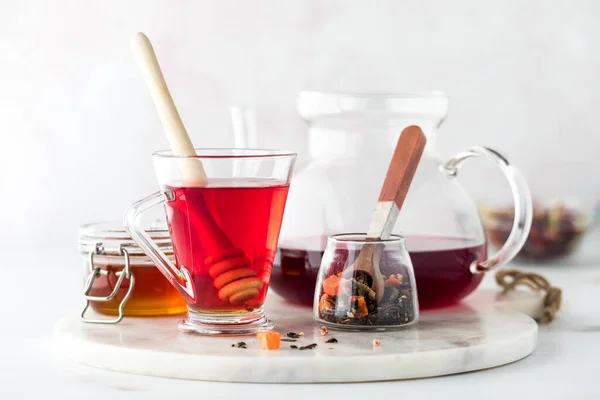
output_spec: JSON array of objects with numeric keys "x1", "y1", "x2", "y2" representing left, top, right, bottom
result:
[{"x1": 342, "y1": 125, "x2": 427, "y2": 300}]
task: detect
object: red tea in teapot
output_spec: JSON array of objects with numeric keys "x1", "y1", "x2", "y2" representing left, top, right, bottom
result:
[{"x1": 271, "y1": 235, "x2": 487, "y2": 309}]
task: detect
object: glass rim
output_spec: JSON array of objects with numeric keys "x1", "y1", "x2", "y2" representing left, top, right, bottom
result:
[
  {"x1": 152, "y1": 148, "x2": 297, "y2": 159},
  {"x1": 327, "y1": 233, "x2": 405, "y2": 244}
]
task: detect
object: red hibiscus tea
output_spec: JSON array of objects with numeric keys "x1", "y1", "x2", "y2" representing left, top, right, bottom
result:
[
  {"x1": 163, "y1": 180, "x2": 289, "y2": 313},
  {"x1": 271, "y1": 235, "x2": 487, "y2": 309}
]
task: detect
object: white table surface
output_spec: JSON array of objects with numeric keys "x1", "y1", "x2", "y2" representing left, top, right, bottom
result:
[{"x1": 2, "y1": 232, "x2": 599, "y2": 400}]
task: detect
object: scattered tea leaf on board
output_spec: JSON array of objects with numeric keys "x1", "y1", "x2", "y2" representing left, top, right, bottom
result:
[
  {"x1": 290, "y1": 345, "x2": 298, "y2": 349},
  {"x1": 299, "y1": 343, "x2": 318, "y2": 350},
  {"x1": 325, "y1": 338, "x2": 338, "y2": 343},
  {"x1": 287, "y1": 332, "x2": 301, "y2": 339},
  {"x1": 235, "y1": 341, "x2": 247, "y2": 349},
  {"x1": 281, "y1": 338, "x2": 297, "y2": 342}
]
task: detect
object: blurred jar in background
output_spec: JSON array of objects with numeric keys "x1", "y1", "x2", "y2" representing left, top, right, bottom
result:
[{"x1": 480, "y1": 198, "x2": 597, "y2": 261}]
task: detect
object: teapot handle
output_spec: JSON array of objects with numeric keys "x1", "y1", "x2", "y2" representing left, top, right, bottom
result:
[{"x1": 442, "y1": 147, "x2": 533, "y2": 274}]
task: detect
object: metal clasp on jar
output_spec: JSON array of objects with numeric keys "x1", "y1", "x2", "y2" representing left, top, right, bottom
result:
[{"x1": 80, "y1": 243, "x2": 136, "y2": 324}]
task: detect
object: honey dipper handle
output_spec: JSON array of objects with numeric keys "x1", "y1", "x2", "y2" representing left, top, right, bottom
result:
[
  {"x1": 367, "y1": 126, "x2": 427, "y2": 239},
  {"x1": 130, "y1": 32, "x2": 207, "y2": 186}
]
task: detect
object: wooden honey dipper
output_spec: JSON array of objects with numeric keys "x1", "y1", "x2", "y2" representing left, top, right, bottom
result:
[
  {"x1": 130, "y1": 32, "x2": 263, "y2": 305},
  {"x1": 342, "y1": 126, "x2": 427, "y2": 301}
]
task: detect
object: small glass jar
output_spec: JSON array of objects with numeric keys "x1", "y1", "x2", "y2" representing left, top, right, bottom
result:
[
  {"x1": 79, "y1": 221, "x2": 187, "y2": 323},
  {"x1": 314, "y1": 234, "x2": 419, "y2": 331}
]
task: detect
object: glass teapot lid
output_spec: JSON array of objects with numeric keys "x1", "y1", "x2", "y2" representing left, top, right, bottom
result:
[{"x1": 297, "y1": 91, "x2": 450, "y2": 123}]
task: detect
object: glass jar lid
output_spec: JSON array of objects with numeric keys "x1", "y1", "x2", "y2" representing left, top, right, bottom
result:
[{"x1": 79, "y1": 220, "x2": 172, "y2": 256}]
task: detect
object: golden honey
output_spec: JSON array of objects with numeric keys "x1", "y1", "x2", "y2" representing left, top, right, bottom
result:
[{"x1": 80, "y1": 222, "x2": 186, "y2": 320}]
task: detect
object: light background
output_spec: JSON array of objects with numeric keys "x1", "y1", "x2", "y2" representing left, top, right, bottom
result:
[{"x1": 1, "y1": 0, "x2": 599, "y2": 249}]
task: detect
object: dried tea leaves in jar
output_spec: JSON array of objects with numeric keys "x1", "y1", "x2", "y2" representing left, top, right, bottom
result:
[{"x1": 317, "y1": 263, "x2": 416, "y2": 328}]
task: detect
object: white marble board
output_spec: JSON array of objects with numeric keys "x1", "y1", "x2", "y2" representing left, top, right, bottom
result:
[{"x1": 52, "y1": 290, "x2": 539, "y2": 383}]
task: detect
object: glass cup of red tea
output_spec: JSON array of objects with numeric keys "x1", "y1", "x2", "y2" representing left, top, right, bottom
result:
[{"x1": 124, "y1": 149, "x2": 296, "y2": 335}]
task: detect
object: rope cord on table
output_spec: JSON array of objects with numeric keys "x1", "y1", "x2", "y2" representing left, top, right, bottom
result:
[{"x1": 495, "y1": 269, "x2": 562, "y2": 324}]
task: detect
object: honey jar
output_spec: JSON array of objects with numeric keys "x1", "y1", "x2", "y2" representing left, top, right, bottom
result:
[{"x1": 79, "y1": 221, "x2": 187, "y2": 323}]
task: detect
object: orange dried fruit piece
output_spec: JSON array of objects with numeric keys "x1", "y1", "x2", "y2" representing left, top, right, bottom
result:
[
  {"x1": 322, "y1": 275, "x2": 341, "y2": 296},
  {"x1": 350, "y1": 296, "x2": 368, "y2": 317},
  {"x1": 319, "y1": 294, "x2": 332, "y2": 311},
  {"x1": 257, "y1": 331, "x2": 281, "y2": 350},
  {"x1": 384, "y1": 274, "x2": 403, "y2": 287}
]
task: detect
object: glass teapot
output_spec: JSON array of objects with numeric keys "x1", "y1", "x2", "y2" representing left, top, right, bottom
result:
[{"x1": 270, "y1": 91, "x2": 532, "y2": 309}]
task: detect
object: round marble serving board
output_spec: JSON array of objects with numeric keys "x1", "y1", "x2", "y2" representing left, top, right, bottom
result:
[{"x1": 53, "y1": 290, "x2": 539, "y2": 383}]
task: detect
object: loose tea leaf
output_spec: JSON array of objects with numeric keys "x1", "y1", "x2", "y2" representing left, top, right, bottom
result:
[
  {"x1": 287, "y1": 332, "x2": 302, "y2": 339},
  {"x1": 290, "y1": 345, "x2": 298, "y2": 349},
  {"x1": 385, "y1": 286, "x2": 400, "y2": 303},
  {"x1": 299, "y1": 343, "x2": 318, "y2": 350},
  {"x1": 352, "y1": 270, "x2": 373, "y2": 288},
  {"x1": 325, "y1": 338, "x2": 338, "y2": 343},
  {"x1": 235, "y1": 341, "x2": 247, "y2": 349},
  {"x1": 281, "y1": 338, "x2": 297, "y2": 342},
  {"x1": 351, "y1": 279, "x2": 376, "y2": 300}
]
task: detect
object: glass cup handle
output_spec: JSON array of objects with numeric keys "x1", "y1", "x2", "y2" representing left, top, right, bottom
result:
[
  {"x1": 442, "y1": 146, "x2": 533, "y2": 274},
  {"x1": 123, "y1": 191, "x2": 196, "y2": 300}
]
